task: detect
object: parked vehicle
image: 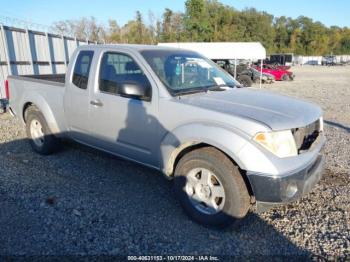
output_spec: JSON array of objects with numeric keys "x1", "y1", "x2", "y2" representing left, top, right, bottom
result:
[
  {"x1": 254, "y1": 64, "x2": 295, "y2": 81},
  {"x1": 250, "y1": 67, "x2": 275, "y2": 84},
  {"x1": 268, "y1": 53, "x2": 294, "y2": 66},
  {"x1": 264, "y1": 63, "x2": 291, "y2": 71},
  {"x1": 5, "y1": 45, "x2": 325, "y2": 227},
  {"x1": 321, "y1": 55, "x2": 337, "y2": 66},
  {"x1": 214, "y1": 60, "x2": 275, "y2": 85},
  {"x1": 304, "y1": 60, "x2": 319, "y2": 66},
  {"x1": 213, "y1": 60, "x2": 253, "y2": 87}
]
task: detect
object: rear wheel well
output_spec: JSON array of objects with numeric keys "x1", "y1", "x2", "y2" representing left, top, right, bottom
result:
[
  {"x1": 23, "y1": 102, "x2": 34, "y2": 122},
  {"x1": 172, "y1": 143, "x2": 254, "y2": 198}
]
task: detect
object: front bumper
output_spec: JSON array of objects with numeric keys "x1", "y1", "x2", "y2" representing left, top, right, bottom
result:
[{"x1": 247, "y1": 153, "x2": 325, "y2": 213}]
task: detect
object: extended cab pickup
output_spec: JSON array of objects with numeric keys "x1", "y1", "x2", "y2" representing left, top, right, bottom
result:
[{"x1": 6, "y1": 45, "x2": 326, "y2": 227}]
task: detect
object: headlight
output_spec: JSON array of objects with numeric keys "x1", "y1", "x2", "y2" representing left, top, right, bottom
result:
[{"x1": 253, "y1": 130, "x2": 298, "y2": 158}]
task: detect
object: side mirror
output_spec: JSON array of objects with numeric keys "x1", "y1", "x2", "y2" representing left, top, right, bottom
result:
[{"x1": 119, "y1": 82, "x2": 151, "y2": 101}]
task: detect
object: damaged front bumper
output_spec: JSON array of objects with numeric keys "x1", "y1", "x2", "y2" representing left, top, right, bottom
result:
[{"x1": 247, "y1": 152, "x2": 325, "y2": 213}]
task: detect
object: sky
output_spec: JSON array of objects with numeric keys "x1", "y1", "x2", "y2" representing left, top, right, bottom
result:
[{"x1": 0, "y1": 0, "x2": 349, "y2": 29}]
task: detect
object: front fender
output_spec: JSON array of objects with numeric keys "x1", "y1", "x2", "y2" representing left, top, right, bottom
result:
[{"x1": 160, "y1": 123, "x2": 250, "y2": 176}]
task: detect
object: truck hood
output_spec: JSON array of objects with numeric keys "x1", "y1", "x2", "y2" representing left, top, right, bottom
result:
[{"x1": 178, "y1": 88, "x2": 322, "y2": 130}]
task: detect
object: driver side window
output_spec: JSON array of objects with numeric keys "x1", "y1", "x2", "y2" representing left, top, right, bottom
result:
[{"x1": 99, "y1": 52, "x2": 150, "y2": 95}]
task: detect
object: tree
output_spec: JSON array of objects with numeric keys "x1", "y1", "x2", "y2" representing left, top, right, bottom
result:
[
  {"x1": 328, "y1": 26, "x2": 342, "y2": 54},
  {"x1": 159, "y1": 8, "x2": 185, "y2": 42},
  {"x1": 340, "y1": 28, "x2": 350, "y2": 53},
  {"x1": 51, "y1": 17, "x2": 106, "y2": 42},
  {"x1": 107, "y1": 19, "x2": 121, "y2": 43},
  {"x1": 184, "y1": 0, "x2": 212, "y2": 41},
  {"x1": 121, "y1": 11, "x2": 153, "y2": 44},
  {"x1": 50, "y1": 0, "x2": 350, "y2": 55},
  {"x1": 161, "y1": 8, "x2": 174, "y2": 41},
  {"x1": 148, "y1": 11, "x2": 159, "y2": 44},
  {"x1": 274, "y1": 16, "x2": 290, "y2": 52}
]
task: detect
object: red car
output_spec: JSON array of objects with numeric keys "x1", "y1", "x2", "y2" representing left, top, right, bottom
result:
[
  {"x1": 265, "y1": 64, "x2": 291, "y2": 71},
  {"x1": 253, "y1": 65, "x2": 294, "y2": 81}
]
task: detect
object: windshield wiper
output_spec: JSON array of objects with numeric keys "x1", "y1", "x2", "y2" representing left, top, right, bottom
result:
[
  {"x1": 204, "y1": 84, "x2": 235, "y2": 91},
  {"x1": 173, "y1": 84, "x2": 235, "y2": 97},
  {"x1": 173, "y1": 88, "x2": 208, "y2": 96}
]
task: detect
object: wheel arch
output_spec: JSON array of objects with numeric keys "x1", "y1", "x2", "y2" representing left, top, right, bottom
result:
[
  {"x1": 167, "y1": 141, "x2": 254, "y2": 198},
  {"x1": 23, "y1": 102, "x2": 34, "y2": 121},
  {"x1": 21, "y1": 97, "x2": 61, "y2": 134},
  {"x1": 160, "y1": 124, "x2": 250, "y2": 176}
]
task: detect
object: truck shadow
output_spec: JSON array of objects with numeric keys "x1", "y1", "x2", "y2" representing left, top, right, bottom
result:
[
  {"x1": 0, "y1": 129, "x2": 313, "y2": 258},
  {"x1": 0, "y1": 137, "x2": 313, "y2": 258},
  {"x1": 324, "y1": 120, "x2": 350, "y2": 133}
]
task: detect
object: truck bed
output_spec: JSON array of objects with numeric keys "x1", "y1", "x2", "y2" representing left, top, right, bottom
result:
[
  {"x1": 21, "y1": 74, "x2": 65, "y2": 84},
  {"x1": 8, "y1": 73, "x2": 67, "y2": 133}
]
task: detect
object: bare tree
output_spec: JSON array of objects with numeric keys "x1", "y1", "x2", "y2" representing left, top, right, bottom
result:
[
  {"x1": 148, "y1": 10, "x2": 159, "y2": 44},
  {"x1": 107, "y1": 19, "x2": 120, "y2": 43},
  {"x1": 51, "y1": 17, "x2": 106, "y2": 42}
]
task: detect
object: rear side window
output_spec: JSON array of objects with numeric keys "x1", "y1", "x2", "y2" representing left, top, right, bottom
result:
[{"x1": 72, "y1": 51, "x2": 94, "y2": 89}]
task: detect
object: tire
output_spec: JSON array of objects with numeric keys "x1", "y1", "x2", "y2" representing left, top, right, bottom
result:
[
  {"x1": 281, "y1": 74, "x2": 289, "y2": 81},
  {"x1": 174, "y1": 147, "x2": 251, "y2": 227},
  {"x1": 25, "y1": 106, "x2": 60, "y2": 155},
  {"x1": 237, "y1": 75, "x2": 252, "y2": 87}
]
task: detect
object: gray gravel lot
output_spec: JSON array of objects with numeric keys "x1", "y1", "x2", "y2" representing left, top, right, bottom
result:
[{"x1": 0, "y1": 66, "x2": 349, "y2": 259}]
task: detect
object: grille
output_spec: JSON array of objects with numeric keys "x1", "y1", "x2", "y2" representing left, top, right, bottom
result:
[{"x1": 292, "y1": 120, "x2": 320, "y2": 153}]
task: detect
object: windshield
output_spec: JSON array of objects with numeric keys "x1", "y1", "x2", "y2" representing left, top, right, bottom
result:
[{"x1": 141, "y1": 49, "x2": 238, "y2": 95}]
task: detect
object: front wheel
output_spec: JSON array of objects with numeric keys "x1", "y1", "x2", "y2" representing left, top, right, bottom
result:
[
  {"x1": 237, "y1": 75, "x2": 253, "y2": 87},
  {"x1": 174, "y1": 147, "x2": 251, "y2": 227},
  {"x1": 281, "y1": 74, "x2": 290, "y2": 81},
  {"x1": 25, "y1": 106, "x2": 60, "y2": 155}
]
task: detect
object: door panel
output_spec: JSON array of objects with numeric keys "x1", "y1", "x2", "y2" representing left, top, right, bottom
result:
[
  {"x1": 64, "y1": 50, "x2": 94, "y2": 141},
  {"x1": 88, "y1": 52, "x2": 159, "y2": 166}
]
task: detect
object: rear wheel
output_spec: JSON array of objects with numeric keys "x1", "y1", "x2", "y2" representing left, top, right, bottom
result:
[
  {"x1": 174, "y1": 147, "x2": 251, "y2": 227},
  {"x1": 25, "y1": 106, "x2": 60, "y2": 155}
]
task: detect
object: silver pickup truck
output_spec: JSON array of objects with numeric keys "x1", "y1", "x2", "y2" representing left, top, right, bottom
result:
[{"x1": 6, "y1": 45, "x2": 325, "y2": 227}]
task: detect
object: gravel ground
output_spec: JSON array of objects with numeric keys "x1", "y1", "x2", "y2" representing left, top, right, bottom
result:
[{"x1": 0, "y1": 66, "x2": 349, "y2": 260}]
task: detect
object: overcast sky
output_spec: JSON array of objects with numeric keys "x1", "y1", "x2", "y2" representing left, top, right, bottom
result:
[{"x1": 0, "y1": 0, "x2": 348, "y2": 28}]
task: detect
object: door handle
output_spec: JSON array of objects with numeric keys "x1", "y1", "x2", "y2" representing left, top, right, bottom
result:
[{"x1": 90, "y1": 100, "x2": 103, "y2": 107}]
